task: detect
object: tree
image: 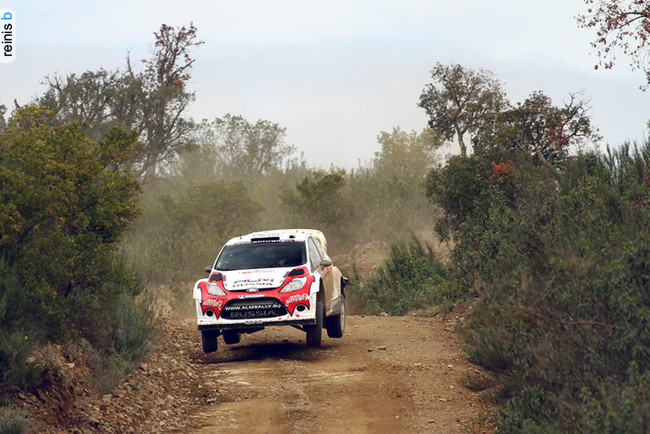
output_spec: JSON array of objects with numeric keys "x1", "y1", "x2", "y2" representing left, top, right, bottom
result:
[
  {"x1": 38, "y1": 23, "x2": 203, "y2": 182},
  {"x1": 373, "y1": 127, "x2": 442, "y2": 183},
  {"x1": 419, "y1": 63, "x2": 507, "y2": 157},
  {"x1": 577, "y1": 1, "x2": 650, "y2": 87},
  {"x1": 156, "y1": 181, "x2": 264, "y2": 283},
  {"x1": 136, "y1": 23, "x2": 204, "y2": 182},
  {"x1": 0, "y1": 103, "x2": 7, "y2": 132},
  {"x1": 0, "y1": 105, "x2": 141, "y2": 339},
  {"x1": 473, "y1": 91, "x2": 599, "y2": 166},
  {"x1": 196, "y1": 114, "x2": 295, "y2": 177},
  {"x1": 145, "y1": 23, "x2": 201, "y2": 91},
  {"x1": 280, "y1": 170, "x2": 347, "y2": 226},
  {"x1": 38, "y1": 69, "x2": 135, "y2": 142}
]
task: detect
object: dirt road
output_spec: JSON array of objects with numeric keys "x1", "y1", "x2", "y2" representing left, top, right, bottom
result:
[
  {"x1": 14, "y1": 313, "x2": 494, "y2": 433},
  {"x1": 178, "y1": 314, "x2": 494, "y2": 433}
]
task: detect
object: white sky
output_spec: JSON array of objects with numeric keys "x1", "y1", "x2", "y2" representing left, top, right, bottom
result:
[{"x1": 1, "y1": 1, "x2": 648, "y2": 168}]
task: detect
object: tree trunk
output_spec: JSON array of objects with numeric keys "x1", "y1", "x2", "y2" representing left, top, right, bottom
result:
[{"x1": 455, "y1": 125, "x2": 467, "y2": 157}]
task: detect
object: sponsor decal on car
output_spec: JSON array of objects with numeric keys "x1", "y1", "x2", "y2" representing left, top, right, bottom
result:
[
  {"x1": 223, "y1": 301, "x2": 283, "y2": 311},
  {"x1": 229, "y1": 310, "x2": 280, "y2": 318},
  {"x1": 202, "y1": 299, "x2": 223, "y2": 308},
  {"x1": 285, "y1": 293, "x2": 309, "y2": 305},
  {"x1": 232, "y1": 278, "x2": 275, "y2": 289},
  {"x1": 238, "y1": 294, "x2": 267, "y2": 299}
]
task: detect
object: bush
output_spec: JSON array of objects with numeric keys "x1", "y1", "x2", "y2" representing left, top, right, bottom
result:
[
  {"x1": 107, "y1": 291, "x2": 154, "y2": 365},
  {"x1": 0, "y1": 404, "x2": 30, "y2": 434},
  {"x1": 0, "y1": 106, "x2": 153, "y2": 399},
  {"x1": 432, "y1": 143, "x2": 650, "y2": 431},
  {"x1": 0, "y1": 259, "x2": 42, "y2": 397},
  {"x1": 350, "y1": 237, "x2": 462, "y2": 315},
  {"x1": 0, "y1": 106, "x2": 141, "y2": 340},
  {"x1": 92, "y1": 267, "x2": 154, "y2": 394}
]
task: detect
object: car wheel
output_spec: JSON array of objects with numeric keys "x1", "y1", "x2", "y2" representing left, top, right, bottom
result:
[
  {"x1": 223, "y1": 330, "x2": 241, "y2": 345},
  {"x1": 201, "y1": 330, "x2": 218, "y2": 353},
  {"x1": 306, "y1": 300, "x2": 323, "y2": 347},
  {"x1": 326, "y1": 296, "x2": 346, "y2": 338}
]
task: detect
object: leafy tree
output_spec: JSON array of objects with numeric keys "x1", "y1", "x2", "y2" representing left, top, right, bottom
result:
[
  {"x1": 426, "y1": 98, "x2": 650, "y2": 430},
  {"x1": 145, "y1": 23, "x2": 202, "y2": 91},
  {"x1": 0, "y1": 103, "x2": 6, "y2": 132},
  {"x1": 196, "y1": 114, "x2": 295, "y2": 177},
  {"x1": 373, "y1": 127, "x2": 442, "y2": 183},
  {"x1": 473, "y1": 91, "x2": 600, "y2": 166},
  {"x1": 419, "y1": 62, "x2": 507, "y2": 157},
  {"x1": 38, "y1": 23, "x2": 203, "y2": 182},
  {"x1": 425, "y1": 154, "x2": 492, "y2": 238},
  {"x1": 338, "y1": 127, "x2": 441, "y2": 247},
  {"x1": 38, "y1": 69, "x2": 133, "y2": 142},
  {"x1": 131, "y1": 181, "x2": 264, "y2": 287},
  {"x1": 578, "y1": 1, "x2": 650, "y2": 87},
  {"x1": 160, "y1": 181, "x2": 263, "y2": 243},
  {"x1": 0, "y1": 105, "x2": 141, "y2": 339},
  {"x1": 136, "y1": 23, "x2": 203, "y2": 182},
  {"x1": 280, "y1": 170, "x2": 347, "y2": 227}
]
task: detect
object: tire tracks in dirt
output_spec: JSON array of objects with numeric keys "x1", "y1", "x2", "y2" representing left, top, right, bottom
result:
[{"x1": 179, "y1": 315, "x2": 494, "y2": 433}]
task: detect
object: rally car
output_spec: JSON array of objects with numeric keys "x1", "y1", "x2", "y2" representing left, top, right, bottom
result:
[{"x1": 193, "y1": 229, "x2": 347, "y2": 353}]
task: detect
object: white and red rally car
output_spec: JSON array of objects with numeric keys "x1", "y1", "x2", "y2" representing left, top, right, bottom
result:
[{"x1": 193, "y1": 229, "x2": 347, "y2": 353}]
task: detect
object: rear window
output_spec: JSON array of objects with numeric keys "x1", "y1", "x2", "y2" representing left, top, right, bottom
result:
[{"x1": 215, "y1": 241, "x2": 306, "y2": 271}]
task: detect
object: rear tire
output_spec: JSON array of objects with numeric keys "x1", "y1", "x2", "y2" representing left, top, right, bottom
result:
[
  {"x1": 223, "y1": 330, "x2": 241, "y2": 345},
  {"x1": 326, "y1": 296, "x2": 346, "y2": 338},
  {"x1": 306, "y1": 301, "x2": 323, "y2": 347},
  {"x1": 201, "y1": 330, "x2": 218, "y2": 353}
]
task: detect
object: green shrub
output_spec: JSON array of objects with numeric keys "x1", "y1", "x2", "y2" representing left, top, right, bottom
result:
[
  {"x1": 0, "y1": 259, "x2": 42, "y2": 396},
  {"x1": 350, "y1": 237, "x2": 462, "y2": 315},
  {"x1": 93, "y1": 270, "x2": 154, "y2": 394},
  {"x1": 432, "y1": 143, "x2": 650, "y2": 431},
  {"x1": 76, "y1": 288, "x2": 155, "y2": 395},
  {"x1": 0, "y1": 106, "x2": 141, "y2": 341},
  {"x1": 0, "y1": 404, "x2": 30, "y2": 434},
  {"x1": 107, "y1": 291, "x2": 154, "y2": 365},
  {"x1": 0, "y1": 333, "x2": 42, "y2": 397}
]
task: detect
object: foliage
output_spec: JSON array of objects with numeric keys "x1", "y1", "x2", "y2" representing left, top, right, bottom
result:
[
  {"x1": 195, "y1": 114, "x2": 296, "y2": 177},
  {"x1": 145, "y1": 23, "x2": 203, "y2": 91},
  {"x1": 90, "y1": 289, "x2": 155, "y2": 394},
  {"x1": 425, "y1": 154, "x2": 492, "y2": 239},
  {"x1": 350, "y1": 237, "x2": 460, "y2": 316},
  {"x1": 0, "y1": 105, "x2": 142, "y2": 339},
  {"x1": 473, "y1": 91, "x2": 600, "y2": 166},
  {"x1": 0, "y1": 404, "x2": 30, "y2": 434},
  {"x1": 577, "y1": 0, "x2": 650, "y2": 88},
  {"x1": 38, "y1": 23, "x2": 203, "y2": 182},
  {"x1": 280, "y1": 170, "x2": 349, "y2": 229},
  {"x1": 0, "y1": 260, "x2": 42, "y2": 396},
  {"x1": 429, "y1": 125, "x2": 650, "y2": 430},
  {"x1": 0, "y1": 103, "x2": 6, "y2": 132},
  {"x1": 0, "y1": 105, "x2": 151, "y2": 396},
  {"x1": 342, "y1": 127, "x2": 441, "y2": 248},
  {"x1": 125, "y1": 180, "x2": 264, "y2": 292},
  {"x1": 373, "y1": 126, "x2": 442, "y2": 187},
  {"x1": 419, "y1": 62, "x2": 507, "y2": 157}
]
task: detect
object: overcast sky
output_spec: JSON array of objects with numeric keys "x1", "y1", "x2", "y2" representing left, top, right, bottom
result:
[{"x1": 1, "y1": 1, "x2": 648, "y2": 168}]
